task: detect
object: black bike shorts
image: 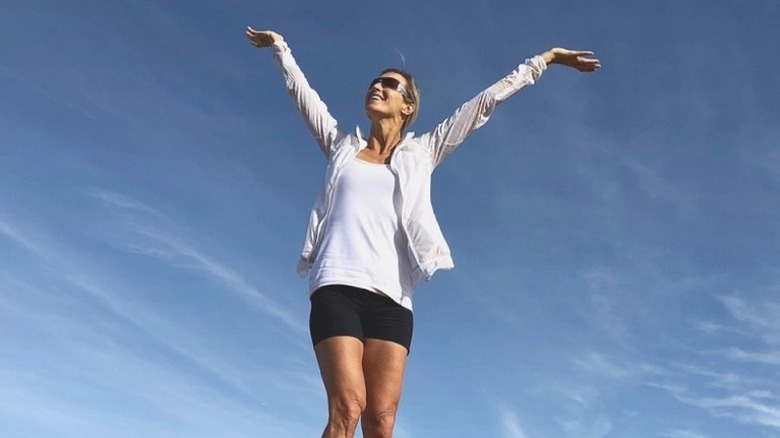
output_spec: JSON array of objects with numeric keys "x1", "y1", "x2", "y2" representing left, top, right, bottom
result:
[{"x1": 309, "y1": 284, "x2": 414, "y2": 353}]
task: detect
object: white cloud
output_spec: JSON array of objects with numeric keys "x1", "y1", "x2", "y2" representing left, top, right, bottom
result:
[
  {"x1": 136, "y1": 224, "x2": 305, "y2": 332},
  {"x1": 556, "y1": 416, "x2": 612, "y2": 438},
  {"x1": 676, "y1": 394, "x2": 780, "y2": 430},
  {"x1": 737, "y1": 125, "x2": 780, "y2": 185},
  {"x1": 718, "y1": 295, "x2": 780, "y2": 345},
  {"x1": 85, "y1": 188, "x2": 308, "y2": 336},
  {"x1": 0, "y1": 218, "x2": 43, "y2": 255},
  {"x1": 86, "y1": 188, "x2": 164, "y2": 217},
  {"x1": 691, "y1": 321, "x2": 727, "y2": 334},
  {"x1": 0, "y1": 66, "x2": 98, "y2": 121},
  {"x1": 660, "y1": 429, "x2": 707, "y2": 438},
  {"x1": 0, "y1": 214, "x2": 325, "y2": 436},
  {"x1": 671, "y1": 362, "x2": 756, "y2": 392},
  {"x1": 0, "y1": 339, "x2": 319, "y2": 438},
  {"x1": 499, "y1": 406, "x2": 528, "y2": 438},
  {"x1": 716, "y1": 348, "x2": 780, "y2": 367},
  {"x1": 644, "y1": 381, "x2": 687, "y2": 396},
  {"x1": 619, "y1": 155, "x2": 699, "y2": 214},
  {"x1": 563, "y1": 385, "x2": 601, "y2": 407},
  {"x1": 572, "y1": 352, "x2": 663, "y2": 380},
  {"x1": 573, "y1": 352, "x2": 631, "y2": 379}
]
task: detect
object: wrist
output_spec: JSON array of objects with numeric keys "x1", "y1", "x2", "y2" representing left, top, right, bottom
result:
[{"x1": 541, "y1": 50, "x2": 556, "y2": 65}]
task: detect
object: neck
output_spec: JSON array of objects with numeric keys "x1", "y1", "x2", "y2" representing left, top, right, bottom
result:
[{"x1": 367, "y1": 118, "x2": 403, "y2": 155}]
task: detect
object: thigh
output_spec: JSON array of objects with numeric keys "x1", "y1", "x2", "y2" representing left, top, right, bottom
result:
[
  {"x1": 362, "y1": 339, "x2": 408, "y2": 414},
  {"x1": 315, "y1": 336, "x2": 367, "y2": 405}
]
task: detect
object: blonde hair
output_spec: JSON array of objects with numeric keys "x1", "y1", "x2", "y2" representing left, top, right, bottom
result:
[{"x1": 381, "y1": 68, "x2": 420, "y2": 132}]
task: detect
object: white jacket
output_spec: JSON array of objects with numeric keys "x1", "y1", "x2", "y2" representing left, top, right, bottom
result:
[{"x1": 271, "y1": 41, "x2": 547, "y2": 280}]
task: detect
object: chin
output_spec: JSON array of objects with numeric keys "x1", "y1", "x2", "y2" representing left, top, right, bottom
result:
[{"x1": 365, "y1": 105, "x2": 384, "y2": 118}]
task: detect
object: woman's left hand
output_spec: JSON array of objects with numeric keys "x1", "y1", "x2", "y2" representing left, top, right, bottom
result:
[{"x1": 542, "y1": 48, "x2": 601, "y2": 72}]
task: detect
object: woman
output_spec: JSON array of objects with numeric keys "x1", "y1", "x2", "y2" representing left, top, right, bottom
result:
[{"x1": 246, "y1": 27, "x2": 599, "y2": 438}]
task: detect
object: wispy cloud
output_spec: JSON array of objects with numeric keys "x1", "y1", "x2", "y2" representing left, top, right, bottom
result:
[
  {"x1": 717, "y1": 295, "x2": 780, "y2": 345},
  {"x1": 649, "y1": 368, "x2": 780, "y2": 433},
  {"x1": 572, "y1": 351, "x2": 661, "y2": 380},
  {"x1": 676, "y1": 394, "x2": 780, "y2": 430},
  {"x1": 0, "y1": 330, "x2": 318, "y2": 438},
  {"x1": 498, "y1": 405, "x2": 529, "y2": 438},
  {"x1": 670, "y1": 362, "x2": 760, "y2": 392},
  {"x1": 660, "y1": 429, "x2": 707, "y2": 438},
  {"x1": 0, "y1": 208, "x2": 323, "y2": 435},
  {"x1": 737, "y1": 125, "x2": 780, "y2": 185},
  {"x1": 619, "y1": 154, "x2": 700, "y2": 214},
  {"x1": 715, "y1": 348, "x2": 780, "y2": 367},
  {"x1": 0, "y1": 65, "x2": 98, "y2": 121},
  {"x1": 573, "y1": 352, "x2": 633, "y2": 379},
  {"x1": 556, "y1": 416, "x2": 612, "y2": 438},
  {"x1": 87, "y1": 188, "x2": 164, "y2": 217},
  {"x1": 691, "y1": 320, "x2": 730, "y2": 334},
  {"x1": 0, "y1": 217, "x2": 43, "y2": 255},
  {"x1": 85, "y1": 188, "x2": 307, "y2": 336},
  {"x1": 646, "y1": 293, "x2": 780, "y2": 434},
  {"x1": 131, "y1": 223, "x2": 306, "y2": 334}
]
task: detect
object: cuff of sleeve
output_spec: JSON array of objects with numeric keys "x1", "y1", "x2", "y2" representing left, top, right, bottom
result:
[
  {"x1": 529, "y1": 55, "x2": 548, "y2": 75},
  {"x1": 272, "y1": 40, "x2": 289, "y2": 54}
]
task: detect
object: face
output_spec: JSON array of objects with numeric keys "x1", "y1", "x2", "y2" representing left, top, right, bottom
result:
[{"x1": 365, "y1": 72, "x2": 414, "y2": 122}]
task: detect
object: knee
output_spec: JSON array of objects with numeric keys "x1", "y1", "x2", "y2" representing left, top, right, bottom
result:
[
  {"x1": 329, "y1": 394, "x2": 366, "y2": 430},
  {"x1": 363, "y1": 408, "x2": 397, "y2": 438}
]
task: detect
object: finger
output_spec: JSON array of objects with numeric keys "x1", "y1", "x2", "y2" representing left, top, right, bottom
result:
[
  {"x1": 246, "y1": 35, "x2": 263, "y2": 47},
  {"x1": 247, "y1": 27, "x2": 267, "y2": 37}
]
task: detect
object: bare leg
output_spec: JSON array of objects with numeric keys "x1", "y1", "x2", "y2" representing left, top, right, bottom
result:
[
  {"x1": 361, "y1": 339, "x2": 408, "y2": 438},
  {"x1": 314, "y1": 336, "x2": 366, "y2": 438}
]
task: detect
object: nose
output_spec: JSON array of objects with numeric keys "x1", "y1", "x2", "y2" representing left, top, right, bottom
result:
[{"x1": 369, "y1": 80, "x2": 383, "y2": 92}]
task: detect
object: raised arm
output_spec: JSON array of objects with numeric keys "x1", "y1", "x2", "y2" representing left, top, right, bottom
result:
[
  {"x1": 246, "y1": 27, "x2": 341, "y2": 157},
  {"x1": 421, "y1": 47, "x2": 600, "y2": 168}
]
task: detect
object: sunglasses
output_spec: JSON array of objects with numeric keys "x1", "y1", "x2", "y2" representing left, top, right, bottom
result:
[{"x1": 368, "y1": 77, "x2": 412, "y2": 101}]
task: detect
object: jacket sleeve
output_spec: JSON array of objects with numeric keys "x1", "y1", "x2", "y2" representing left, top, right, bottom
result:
[
  {"x1": 272, "y1": 41, "x2": 341, "y2": 157},
  {"x1": 418, "y1": 56, "x2": 547, "y2": 168}
]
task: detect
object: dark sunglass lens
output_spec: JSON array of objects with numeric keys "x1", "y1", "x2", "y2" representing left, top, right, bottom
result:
[
  {"x1": 369, "y1": 77, "x2": 401, "y2": 90},
  {"x1": 368, "y1": 77, "x2": 409, "y2": 98},
  {"x1": 380, "y1": 77, "x2": 401, "y2": 89}
]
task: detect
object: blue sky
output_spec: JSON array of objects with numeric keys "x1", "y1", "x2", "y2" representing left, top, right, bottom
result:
[{"x1": 2, "y1": 1, "x2": 779, "y2": 437}]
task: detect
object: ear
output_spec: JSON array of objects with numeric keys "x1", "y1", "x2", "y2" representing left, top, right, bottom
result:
[{"x1": 401, "y1": 102, "x2": 416, "y2": 117}]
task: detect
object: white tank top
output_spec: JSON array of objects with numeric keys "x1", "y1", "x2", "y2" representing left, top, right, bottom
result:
[{"x1": 309, "y1": 158, "x2": 420, "y2": 310}]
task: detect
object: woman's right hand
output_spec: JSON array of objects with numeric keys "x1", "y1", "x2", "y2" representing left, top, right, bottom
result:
[
  {"x1": 542, "y1": 48, "x2": 600, "y2": 72},
  {"x1": 245, "y1": 27, "x2": 284, "y2": 48}
]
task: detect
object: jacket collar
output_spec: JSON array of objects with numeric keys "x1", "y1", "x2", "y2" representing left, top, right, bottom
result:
[{"x1": 355, "y1": 125, "x2": 415, "y2": 151}]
